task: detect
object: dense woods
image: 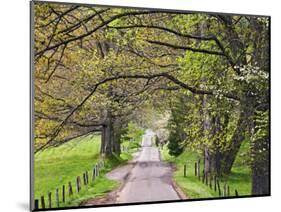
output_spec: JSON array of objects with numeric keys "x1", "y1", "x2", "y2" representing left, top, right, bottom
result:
[{"x1": 33, "y1": 2, "x2": 270, "y2": 197}]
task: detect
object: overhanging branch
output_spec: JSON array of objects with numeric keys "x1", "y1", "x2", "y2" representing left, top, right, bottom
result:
[
  {"x1": 146, "y1": 40, "x2": 225, "y2": 56},
  {"x1": 35, "y1": 10, "x2": 169, "y2": 57},
  {"x1": 35, "y1": 71, "x2": 240, "y2": 153}
]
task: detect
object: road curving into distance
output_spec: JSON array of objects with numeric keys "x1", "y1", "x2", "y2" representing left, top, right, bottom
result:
[{"x1": 116, "y1": 129, "x2": 181, "y2": 203}]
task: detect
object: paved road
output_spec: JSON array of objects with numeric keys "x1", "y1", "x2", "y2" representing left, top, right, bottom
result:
[{"x1": 116, "y1": 129, "x2": 180, "y2": 203}]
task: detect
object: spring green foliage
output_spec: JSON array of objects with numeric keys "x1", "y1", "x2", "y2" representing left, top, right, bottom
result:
[
  {"x1": 33, "y1": 1, "x2": 269, "y2": 196},
  {"x1": 34, "y1": 3, "x2": 269, "y2": 157},
  {"x1": 167, "y1": 130, "x2": 184, "y2": 156},
  {"x1": 167, "y1": 95, "x2": 187, "y2": 156},
  {"x1": 121, "y1": 121, "x2": 144, "y2": 150}
]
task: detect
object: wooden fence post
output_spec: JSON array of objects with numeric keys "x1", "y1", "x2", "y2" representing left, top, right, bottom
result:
[
  {"x1": 86, "y1": 171, "x2": 89, "y2": 184},
  {"x1": 184, "y1": 164, "x2": 187, "y2": 177},
  {"x1": 62, "y1": 185, "x2": 65, "y2": 203},
  {"x1": 94, "y1": 165, "x2": 97, "y2": 177},
  {"x1": 227, "y1": 185, "x2": 230, "y2": 197},
  {"x1": 197, "y1": 160, "x2": 201, "y2": 180},
  {"x1": 48, "y1": 192, "x2": 52, "y2": 208},
  {"x1": 56, "y1": 188, "x2": 59, "y2": 208},
  {"x1": 34, "y1": 199, "x2": 39, "y2": 210},
  {"x1": 41, "y1": 196, "x2": 45, "y2": 209},
  {"x1": 96, "y1": 165, "x2": 99, "y2": 177},
  {"x1": 223, "y1": 182, "x2": 227, "y2": 197},
  {"x1": 217, "y1": 178, "x2": 221, "y2": 196},
  {"x1": 68, "y1": 182, "x2": 73, "y2": 196},
  {"x1": 92, "y1": 166, "x2": 96, "y2": 181},
  {"x1": 205, "y1": 173, "x2": 208, "y2": 186},
  {"x1": 76, "y1": 176, "x2": 81, "y2": 192},
  {"x1": 195, "y1": 162, "x2": 197, "y2": 176},
  {"x1": 202, "y1": 170, "x2": 205, "y2": 183},
  {"x1": 209, "y1": 175, "x2": 212, "y2": 189},
  {"x1": 235, "y1": 189, "x2": 239, "y2": 196},
  {"x1": 214, "y1": 176, "x2": 217, "y2": 192},
  {"x1": 83, "y1": 173, "x2": 87, "y2": 185}
]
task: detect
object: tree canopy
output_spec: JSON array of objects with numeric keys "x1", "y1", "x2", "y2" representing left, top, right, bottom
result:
[{"x1": 33, "y1": 2, "x2": 269, "y2": 195}]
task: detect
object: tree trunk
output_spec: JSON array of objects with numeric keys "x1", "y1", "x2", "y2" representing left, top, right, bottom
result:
[
  {"x1": 202, "y1": 95, "x2": 223, "y2": 176},
  {"x1": 220, "y1": 118, "x2": 245, "y2": 174},
  {"x1": 220, "y1": 98, "x2": 253, "y2": 174},
  {"x1": 251, "y1": 105, "x2": 270, "y2": 195},
  {"x1": 249, "y1": 17, "x2": 270, "y2": 195},
  {"x1": 204, "y1": 148, "x2": 211, "y2": 174},
  {"x1": 101, "y1": 125, "x2": 106, "y2": 154},
  {"x1": 204, "y1": 119, "x2": 225, "y2": 176},
  {"x1": 112, "y1": 117, "x2": 122, "y2": 155},
  {"x1": 202, "y1": 95, "x2": 212, "y2": 175},
  {"x1": 101, "y1": 110, "x2": 113, "y2": 157},
  {"x1": 100, "y1": 111, "x2": 124, "y2": 157},
  {"x1": 251, "y1": 136, "x2": 270, "y2": 195},
  {"x1": 211, "y1": 152, "x2": 223, "y2": 175}
]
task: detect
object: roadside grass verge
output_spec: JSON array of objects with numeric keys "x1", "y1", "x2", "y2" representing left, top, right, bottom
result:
[
  {"x1": 160, "y1": 140, "x2": 251, "y2": 199},
  {"x1": 34, "y1": 133, "x2": 132, "y2": 209}
]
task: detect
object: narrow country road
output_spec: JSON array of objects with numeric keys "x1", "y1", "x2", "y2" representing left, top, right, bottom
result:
[{"x1": 116, "y1": 129, "x2": 180, "y2": 203}]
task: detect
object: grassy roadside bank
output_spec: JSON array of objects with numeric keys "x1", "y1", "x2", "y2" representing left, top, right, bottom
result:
[
  {"x1": 160, "y1": 141, "x2": 252, "y2": 199},
  {"x1": 34, "y1": 133, "x2": 139, "y2": 209}
]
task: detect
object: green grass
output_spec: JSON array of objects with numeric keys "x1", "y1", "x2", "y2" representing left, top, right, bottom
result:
[
  {"x1": 160, "y1": 141, "x2": 251, "y2": 199},
  {"x1": 34, "y1": 133, "x2": 131, "y2": 209}
]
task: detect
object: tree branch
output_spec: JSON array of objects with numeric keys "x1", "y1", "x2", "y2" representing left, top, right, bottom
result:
[
  {"x1": 146, "y1": 40, "x2": 225, "y2": 56},
  {"x1": 36, "y1": 5, "x2": 80, "y2": 29},
  {"x1": 109, "y1": 24, "x2": 216, "y2": 41},
  {"x1": 111, "y1": 23, "x2": 236, "y2": 68},
  {"x1": 35, "y1": 70, "x2": 240, "y2": 153},
  {"x1": 35, "y1": 10, "x2": 168, "y2": 57},
  {"x1": 57, "y1": 8, "x2": 110, "y2": 35},
  {"x1": 45, "y1": 44, "x2": 67, "y2": 83}
]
